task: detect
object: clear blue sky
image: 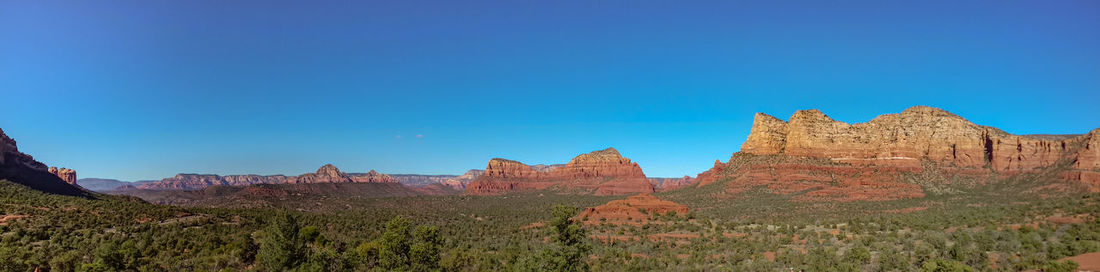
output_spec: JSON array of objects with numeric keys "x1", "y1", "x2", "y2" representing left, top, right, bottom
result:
[{"x1": 1, "y1": 1, "x2": 1098, "y2": 181}]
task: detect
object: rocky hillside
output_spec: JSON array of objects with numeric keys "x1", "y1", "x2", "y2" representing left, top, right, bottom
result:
[
  {"x1": 695, "y1": 106, "x2": 1100, "y2": 201},
  {"x1": 0, "y1": 127, "x2": 88, "y2": 197},
  {"x1": 465, "y1": 147, "x2": 655, "y2": 195},
  {"x1": 137, "y1": 164, "x2": 396, "y2": 190}
]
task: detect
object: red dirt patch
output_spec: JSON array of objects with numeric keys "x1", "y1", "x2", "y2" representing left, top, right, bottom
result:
[
  {"x1": 0, "y1": 214, "x2": 27, "y2": 225},
  {"x1": 1062, "y1": 251, "x2": 1100, "y2": 272},
  {"x1": 1048, "y1": 214, "x2": 1087, "y2": 224},
  {"x1": 763, "y1": 251, "x2": 776, "y2": 261}
]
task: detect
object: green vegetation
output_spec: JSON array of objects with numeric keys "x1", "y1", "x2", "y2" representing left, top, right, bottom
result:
[{"x1": 2, "y1": 176, "x2": 1100, "y2": 271}]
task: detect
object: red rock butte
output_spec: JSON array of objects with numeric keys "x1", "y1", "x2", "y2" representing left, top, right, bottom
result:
[
  {"x1": 465, "y1": 147, "x2": 656, "y2": 195},
  {"x1": 695, "y1": 106, "x2": 1100, "y2": 200},
  {"x1": 577, "y1": 193, "x2": 689, "y2": 225}
]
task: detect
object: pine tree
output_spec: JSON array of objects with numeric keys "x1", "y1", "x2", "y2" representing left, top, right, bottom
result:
[
  {"x1": 256, "y1": 211, "x2": 304, "y2": 271},
  {"x1": 547, "y1": 204, "x2": 591, "y2": 272},
  {"x1": 410, "y1": 225, "x2": 442, "y2": 271},
  {"x1": 377, "y1": 215, "x2": 412, "y2": 271}
]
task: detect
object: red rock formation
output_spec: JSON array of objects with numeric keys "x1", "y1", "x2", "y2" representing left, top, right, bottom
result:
[
  {"x1": 350, "y1": 170, "x2": 397, "y2": 183},
  {"x1": 466, "y1": 148, "x2": 655, "y2": 195},
  {"x1": 1076, "y1": 129, "x2": 1100, "y2": 171},
  {"x1": 48, "y1": 167, "x2": 77, "y2": 185},
  {"x1": 740, "y1": 106, "x2": 1082, "y2": 172},
  {"x1": 700, "y1": 106, "x2": 1099, "y2": 201},
  {"x1": 695, "y1": 159, "x2": 726, "y2": 187},
  {"x1": 577, "y1": 193, "x2": 689, "y2": 225},
  {"x1": 138, "y1": 164, "x2": 395, "y2": 190},
  {"x1": 290, "y1": 164, "x2": 352, "y2": 183}
]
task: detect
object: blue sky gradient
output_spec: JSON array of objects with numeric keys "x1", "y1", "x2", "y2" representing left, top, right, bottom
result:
[{"x1": 1, "y1": 0, "x2": 1098, "y2": 181}]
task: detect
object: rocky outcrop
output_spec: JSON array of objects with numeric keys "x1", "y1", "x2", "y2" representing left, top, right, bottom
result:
[
  {"x1": 577, "y1": 193, "x2": 689, "y2": 225},
  {"x1": 698, "y1": 106, "x2": 1100, "y2": 201},
  {"x1": 138, "y1": 164, "x2": 395, "y2": 190},
  {"x1": 48, "y1": 167, "x2": 77, "y2": 185},
  {"x1": 695, "y1": 160, "x2": 727, "y2": 187},
  {"x1": 351, "y1": 170, "x2": 398, "y2": 183},
  {"x1": 290, "y1": 164, "x2": 352, "y2": 184},
  {"x1": 1076, "y1": 129, "x2": 1100, "y2": 171},
  {"x1": 740, "y1": 106, "x2": 1084, "y2": 172},
  {"x1": 1063, "y1": 129, "x2": 1100, "y2": 191},
  {"x1": 0, "y1": 127, "x2": 88, "y2": 197},
  {"x1": 466, "y1": 148, "x2": 655, "y2": 195}
]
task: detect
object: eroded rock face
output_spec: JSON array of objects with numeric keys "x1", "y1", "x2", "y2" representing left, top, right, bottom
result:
[
  {"x1": 466, "y1": 148, "x2": 655, "y2": 195},
  {"x1": 1076, "y1": 129, "x2": 1100, "y2": 171},
  {"x1": 699, "y1": 106, "x2": 1100, "y2": 201},
  {"x1": 577, "y1": 193, "x2": 689, "y2": 225},
  {"x1": 741, "y1": 106, "x2": 1083, "y2": 172},
  {"x1": 48, "y1": 167, "x2": 77, "y2": 185},
  {"x1": 138, "y1": 164, "x2": 395, "y2": 190}
]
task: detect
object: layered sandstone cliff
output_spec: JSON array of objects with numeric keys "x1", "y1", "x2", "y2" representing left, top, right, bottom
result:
[
  {"x1": 739, "y1": 106, "x2": 1087, "y2": 172},
  {"x1": 138, "y1": 164, "x2": 395, "y2": 190},
  {"x1": 466, "y1": 148, "x2": 655, "y2": 195},
  {"x1": 697, "y1": 106, "x2": 1099, "y2": 200}
]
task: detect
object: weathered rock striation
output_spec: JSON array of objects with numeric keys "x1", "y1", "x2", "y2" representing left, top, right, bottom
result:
[
  {"x1": 698, "y1": 106, "x2": 1100, "y2": 200},
  {"x1": 0, "y1": 127, "x2": 88, "y2": 197},
  {"x1": 138, "y1": 164, "x2": 395, "y2": 190},
  {"x1": 465, "y1": 148, "x2": 655, "y2": 195}
]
